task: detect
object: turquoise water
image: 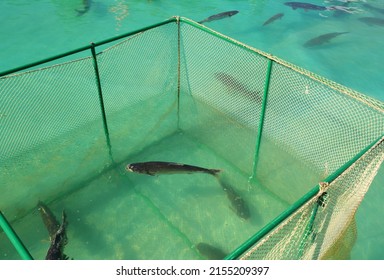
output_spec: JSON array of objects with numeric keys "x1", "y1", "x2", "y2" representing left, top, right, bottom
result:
[
  {"x1": 1, "y1": 0, "x2": 383, "y2": 259},
  {"x1": 0, "y1": 101, "x2": 316, "y2": 259},
  {"x1": 1, "y1": 0, "x2": 383, "y2": 101}
]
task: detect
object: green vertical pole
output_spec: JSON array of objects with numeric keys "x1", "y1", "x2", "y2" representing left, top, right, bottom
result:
[
  {"x1": 249, "y1": 59, "x2": 273, "y2": 182},
  {"x1": 90, "y1": 43, "x2": 114, "y2": 163},
  {"x1": 0, "y1": 211, "x2": 33, "y2": 260},
  {"x1": 176, "y1": 16, "x2": 181, "y2": 130}
]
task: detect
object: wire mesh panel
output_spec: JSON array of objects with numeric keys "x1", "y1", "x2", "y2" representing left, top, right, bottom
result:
[
  {"x1": 0, "y1": 17, "x2": 383, "y2": 260},
  {"x1": 0, "y1": 57, "x2": 111, "y2": 220},
  {"x1": 239, "y1": 136, "x2": 384, "y2": 260},
  {"x1": 267, "y1": 62, "x2": 383, "y2": 173},
  {"x1": 98, "y1": 22, "x2": 179, "y2": 163},
  {"x1": 178, "y1": 21, "x2": 267, "y2": 176},
  {"x1": 309, "y1": 137, "x2": 384, "y2": 260},
  {"x1": 256, "y1": 61, "x2": 384, "y2": 204}
]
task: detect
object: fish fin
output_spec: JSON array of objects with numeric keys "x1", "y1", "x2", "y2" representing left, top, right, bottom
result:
[
  {"x1": 63, "y1": 254, "x2": 72, "y2": 260},
  {"x1": 209, "y1": 169, "x2": 221, "y2": 176},
  {"x1": 146, "y1": 171, "x2": 156, "y2": 176}
]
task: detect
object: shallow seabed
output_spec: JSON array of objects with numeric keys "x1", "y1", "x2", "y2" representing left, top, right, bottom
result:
[{"x1": 1, "y1": 0, "x2": 383, "y2": 259}]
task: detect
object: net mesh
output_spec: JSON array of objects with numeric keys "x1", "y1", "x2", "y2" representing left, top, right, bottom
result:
[
  {"x1": 178, "y1": 22, "x2": 267, "y2": 176},
  {"x1": 0, "y1": 57, "x2": 111, "y2": 220},
  {"x1": 240, "y1": 137, "x2": 384, "y2": 260},
  {"x1": 98, "y1": 22, "x2": 179, "y2": 162},
  {"x1": 0, "y1": 17, "x2": 383, "y2": 260}
]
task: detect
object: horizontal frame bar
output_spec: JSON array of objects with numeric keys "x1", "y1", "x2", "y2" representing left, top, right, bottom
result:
[
  {"x1": 0, "y1": 18, "x2": 177, "y2": 77},
  {"x1": 225, "y1": 134, "x2": 384, "y2": 259}
]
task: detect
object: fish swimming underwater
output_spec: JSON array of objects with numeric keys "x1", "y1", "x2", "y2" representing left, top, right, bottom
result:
[
  {"x1": 284, "y1": 2, "x2": 327, "y2": 11},
  {"x1": 37, "y1": 201, "x2": 60, "y2": 240},
  {"x1": 218, "y1": 179, "x2": 251, "y2": 220},
  {"x1": 303, "y1": 32, "x2": 349, "y2": 47},
  {"x1": 45, "y1": 210, "x2": 69, "y2": 260},
  {"x1": 196, "y1": 242, "x2": 228, "y2": 260},
  {"x1": 214, "y1": 72, "x2": 262, "y2": 103},
  {"x1": 262, "y1": 13, "x2": 284, "y2": 26},
  {"x1": 358, "y1": 17, "x2": 384, "y2": 27},
  {"x1": 76, "y1": 0, "x2": 91, "y2": 16},
  {"x1": 198, "y1": 10, "x2": 239, "y2": 24},
  {"x1": 362, "y1": 3, "x2": 384, "y2": 15},
  {"x1": 126, "y1": 161, "x2": 221, "y2": 176}
]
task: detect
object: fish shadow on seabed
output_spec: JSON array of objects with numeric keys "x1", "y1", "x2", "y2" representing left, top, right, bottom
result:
[
  {"x1": 214, "y1": 175, "x2": 261, "y2": 223},
  {"x1": 195, "y1": 242, "x2": 228, "y2": 260},
  {"x1": 124, "y1": 160, "x2": 262, "y2": 222}
]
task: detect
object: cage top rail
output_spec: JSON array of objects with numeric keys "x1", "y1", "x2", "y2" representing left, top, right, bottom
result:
[
  {"x1": 1, "y1": 15, "x2": 383, "y2": 261},
  {"x1": 0, "y1": 17, "x2": 177, "y2": 78},
  {"x1": 177, "y1": 17, "x2": 384, "y2": 113},
  {"x1": 1, "y1": 16, "x2": 382, "y2": 113}
]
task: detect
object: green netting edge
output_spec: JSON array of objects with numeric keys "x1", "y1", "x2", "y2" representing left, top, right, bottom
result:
[
  {"x1": 1, "y1": 15, "x2": 383, "y2": 113},
  {"x1": 178, "y1": 17, "x2": 384, "y2": 113},
  {"x1": 0, "y1": 16, "x2": 383, "y2": 260},
  {"x1": 225, "y1": 134, "x2": 384, "y2": 260},
  {"x1": 0, "y1": 17, "x2": 178, "y2": 78}
]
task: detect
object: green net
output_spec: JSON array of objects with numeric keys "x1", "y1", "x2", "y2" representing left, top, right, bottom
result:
[
  {"x1": 237, "y1": 136, "x2": 384, "y2": 260},
  {"x1": 98, "y1": 22, "x2": 179, "y2": 163},
  {"x1": 0, "y1": 17, "x2": 383, "y2": 260},
  {"x1": 0, "y1": 56, "x2": 111, "y2": 218}
]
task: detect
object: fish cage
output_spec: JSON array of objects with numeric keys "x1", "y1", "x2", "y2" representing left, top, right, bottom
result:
[{"x1": 0, "y1": 17, "x2": 383, "y2": 260}]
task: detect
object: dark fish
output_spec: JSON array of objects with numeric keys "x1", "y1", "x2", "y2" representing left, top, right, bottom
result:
[
  {"x1": 263, "y1": 13, "x2": 284, "y2": 26},
  {"x1": 126, "y1": 161, "x2": 221, "y2": 176},
  {"x1": 76, "y1": 0, "x2": 91, "y2": 16},
  {"x1": 284, "y1": 2, "x2": 327, "y2": 11},
  {"x1": 303, "y1": 32, "x2": 349, "y2": 47},
  {"x1": 358, "y1": 17, "x2": 384, "y2": 27},
  {"x1": 363, "y1": 4, "x2": 384, "y2": 15},
  {"x1": 196, "y1": 243, "x2": 227, "y2": 260},
  {"x1": 46, "y1": 211, "x2": 69, "y2": 260},
  {"x1": 198, "y1": 10, "x2": 239, "y2": 24},
  {"x1": 37, "y1": 201, "x2": 60, "y2": 240},
  {"x1": 214, "y1": 72, "x2": 261, "y2": 103},
  {"x1": 218, "y1": 179, "x2": 250, "y2": 220}
]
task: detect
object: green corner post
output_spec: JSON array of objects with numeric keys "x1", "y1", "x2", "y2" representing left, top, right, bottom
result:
[
  {"x1": 90, "y1": 42, "x2": 114, "y2": 164},
  {"x1": 0, "y1": 211, "x2": 33, "y2": 260},
  {"x1": 249, "y1": 58, "x2": 273, "y2": 183}
]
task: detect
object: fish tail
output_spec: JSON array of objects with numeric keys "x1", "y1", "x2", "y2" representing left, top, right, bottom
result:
[{"x1": 208, "y1": 169, "x2": 221, "y2": 176}]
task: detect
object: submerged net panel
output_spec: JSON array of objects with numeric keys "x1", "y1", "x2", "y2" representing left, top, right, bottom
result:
[
  {"x1": 98, "y1": 22, "x2": 180, "y2": 163},
  {"x1": 0, "y1": 18, "x2": 383, "y2": 260},
  {"x1": 257, "y1": 61, "x2": 384, "y2": 203},
  {"x1": 239, "y1": 136, "x2": 384, "y2": 260},
  {"x1": 0, "y1": 57, "x2": 111, "y2": 220},
  {"x1": 176, "y1": 18, "x2": 384, "y2": 260},
  {"x1": 178, "y1": 21, "x2": 267, "y2": 176}
]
